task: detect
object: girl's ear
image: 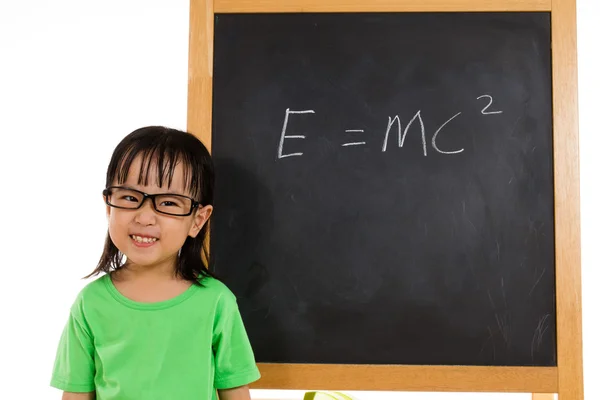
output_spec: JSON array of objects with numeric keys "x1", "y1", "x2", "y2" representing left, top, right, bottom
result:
[
  {"x1": 104, "y1": 196, "x2": 111, "y2": 218},
  {"x1": 188, "y1": 205, "x2": 213, "y2": 238}
]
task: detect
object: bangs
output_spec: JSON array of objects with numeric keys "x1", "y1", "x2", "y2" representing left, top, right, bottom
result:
[
  {"x1": 116, "y1": 150, "x2": 197, "y2": 197},
  {"x1": 106, "y1": 127, "x2": 209, "y2": 202}
]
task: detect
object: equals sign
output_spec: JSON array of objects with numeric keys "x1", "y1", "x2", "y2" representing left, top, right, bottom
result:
[{"x1": 342, "y1": 129, "x2": 366, "y2": 146}]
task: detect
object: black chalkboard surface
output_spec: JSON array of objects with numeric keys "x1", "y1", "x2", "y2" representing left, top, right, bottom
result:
[{"x1": 211, "y1": 12, "x2": 555, "y2": 367}]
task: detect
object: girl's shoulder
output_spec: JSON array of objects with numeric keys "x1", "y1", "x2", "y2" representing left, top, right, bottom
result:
[
  {"x1": 76, "y1": 274, "x2": 114, "y2": 300},
  {"x1": 197, "y1": 275, "x2": 236, "y2": 299},
  {"x1": 75, "y1": 274, "x2": 110, "y2": 299},
  {"x1": 197, "y1": 276, "x2": 241, "y2": 310},
  {"x1": 66, "y1": 274, "x2": 111, "y2": 317}
]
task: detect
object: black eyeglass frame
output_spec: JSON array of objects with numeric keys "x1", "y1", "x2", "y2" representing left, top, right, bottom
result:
[{"x1": 102, "y1": 186, "x2": 201, "y2": 217}]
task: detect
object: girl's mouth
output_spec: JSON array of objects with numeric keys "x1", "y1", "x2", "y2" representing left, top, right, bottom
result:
[{"x1": 130, "y1": 235, "x2": 159, "y2": 247}]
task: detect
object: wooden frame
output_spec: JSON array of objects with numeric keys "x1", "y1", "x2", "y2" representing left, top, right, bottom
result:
[
  {"x1": 187, "y1": 1, "x2": 582, "y2": 399},
  {"x1": 533, "y1": 394, "x2": 556, "y2": 400}
]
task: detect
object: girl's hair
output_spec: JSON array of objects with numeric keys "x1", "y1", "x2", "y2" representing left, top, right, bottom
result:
[{"x1": 87, "y1": 126, "x2": 217, "y2": 285}]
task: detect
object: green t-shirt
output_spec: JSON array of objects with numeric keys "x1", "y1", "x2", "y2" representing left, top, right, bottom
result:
[{"x1": 50, "y1": 274, "x2": 260, "y2": 399}]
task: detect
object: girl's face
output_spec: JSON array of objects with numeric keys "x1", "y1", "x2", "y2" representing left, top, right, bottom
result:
[{"x1": 106, "y1": 156, "x2": 212, "y2": 273}]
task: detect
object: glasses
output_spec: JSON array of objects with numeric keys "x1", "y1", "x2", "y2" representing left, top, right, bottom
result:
[{"x1": 103, "y1": 186, "x2": 200, "y2": 216}]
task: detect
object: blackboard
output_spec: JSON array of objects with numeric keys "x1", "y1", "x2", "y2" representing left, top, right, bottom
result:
[{"x1": 210, "y1": 12, "x2": 555, "y2": 367}]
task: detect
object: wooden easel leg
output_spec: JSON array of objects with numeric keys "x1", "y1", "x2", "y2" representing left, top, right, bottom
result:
[{"x1": 532, "y1": 394, "x2": 555, "y2": 400}]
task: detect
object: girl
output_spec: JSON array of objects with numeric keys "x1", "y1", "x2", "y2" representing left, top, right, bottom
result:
[{"x1": 50, "y1": 126, "x2": 260, "y2": 400}]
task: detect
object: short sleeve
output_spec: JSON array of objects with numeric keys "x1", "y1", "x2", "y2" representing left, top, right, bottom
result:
[
  {"x1": 212, "y1": 292, "x2": 261, "y2": 389},
  {"x1": 50, "y1": 295, "x2": 96, "y2": 393}
]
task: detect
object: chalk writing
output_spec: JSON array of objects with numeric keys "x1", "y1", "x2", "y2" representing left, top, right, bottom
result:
[
  {"x1": 278, "y1": 108, "x2": 315, "y2": 158},
  {"x1": 343, "y1": 129, "x2": 366, "y2": 147},
  {"x1": 477, "y1": 94, "x2": 503, "y2": 115},
  {"x1": 277, "y1": 95, "x2": 502, "y2": 159},
  {"x1": 432, "y1": 112, "x2": 463, "y2": 154},
  {"x1": 382, "y1": 111, "x2": 427, "y2": 155}
]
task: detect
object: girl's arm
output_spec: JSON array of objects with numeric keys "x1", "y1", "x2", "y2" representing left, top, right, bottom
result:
[
  {"x1": 217, "y1": 385, "x2": 252, "y2": 400},
  {"x1": 62, "y1": 391, "x2": 95, "y2": 400}
]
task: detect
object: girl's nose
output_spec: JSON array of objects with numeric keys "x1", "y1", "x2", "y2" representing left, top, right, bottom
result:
[{"x1": 134, "y1": 198, "x2": 157, "y2": 225}]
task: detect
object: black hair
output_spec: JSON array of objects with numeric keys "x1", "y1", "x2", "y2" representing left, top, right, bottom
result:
[{"x1": 87, "y1": 126, "x2": 217, "y2": 285}]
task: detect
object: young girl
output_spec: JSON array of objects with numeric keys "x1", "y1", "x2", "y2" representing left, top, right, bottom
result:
[{"x1": 50, "y1": 126, "x2": 260, "y2": 400}]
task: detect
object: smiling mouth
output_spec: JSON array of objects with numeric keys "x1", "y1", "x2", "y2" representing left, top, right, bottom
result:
[{"x1": 130, "y1": 235, "x2": 159, "y2": 243}]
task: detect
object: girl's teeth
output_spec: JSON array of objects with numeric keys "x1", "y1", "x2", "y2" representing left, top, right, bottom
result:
[{"x1": 132, "y1": 235, "x2": 157, "y2": 243}]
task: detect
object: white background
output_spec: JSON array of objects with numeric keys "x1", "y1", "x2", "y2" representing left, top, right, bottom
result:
[{"x1": 0, "y1": 1, "x2": 597, "y2": 399}]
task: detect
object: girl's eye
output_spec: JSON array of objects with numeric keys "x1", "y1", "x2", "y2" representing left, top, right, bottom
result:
[
  {"x1": 122, "y1": 195, "x2": 139, "y2": 202},
  {"x1": 160, "y1": 200, "x2": 183, "y2": 208}
]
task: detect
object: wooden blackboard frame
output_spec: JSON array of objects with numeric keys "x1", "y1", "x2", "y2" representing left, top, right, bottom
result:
[{"x1": 186, "y1": 1, "x2": 582, "y2": 399}]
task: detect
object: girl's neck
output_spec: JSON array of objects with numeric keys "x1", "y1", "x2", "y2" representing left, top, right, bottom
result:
[
  {"x1": 116, "y1": 258, "x2": 179, "y2": 282},
  {"x1": 109, "y1": 258, "x2": 193, "y2": 303}
]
